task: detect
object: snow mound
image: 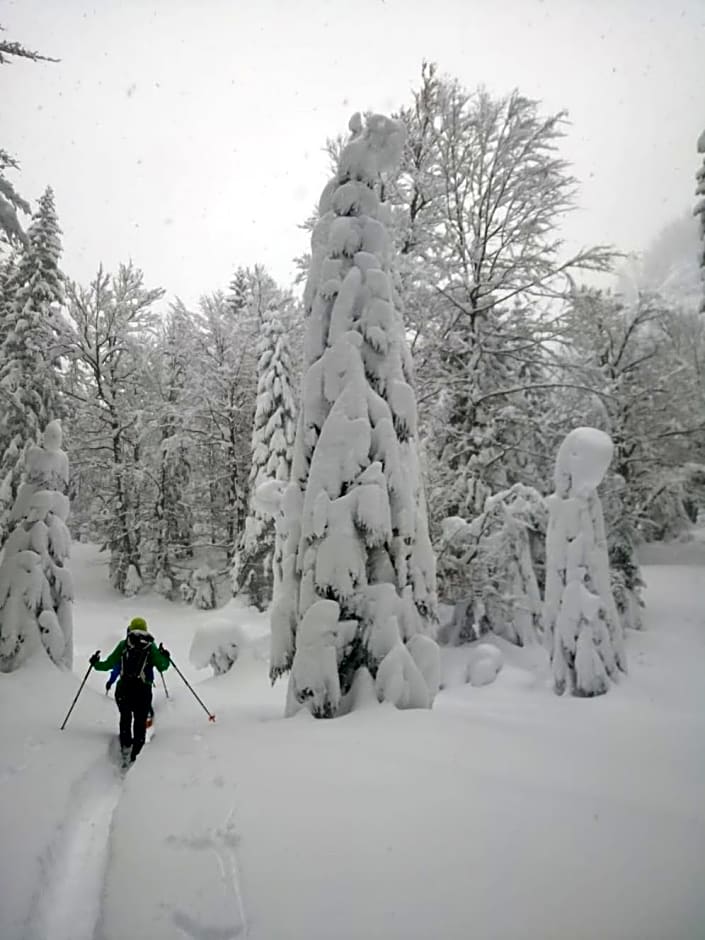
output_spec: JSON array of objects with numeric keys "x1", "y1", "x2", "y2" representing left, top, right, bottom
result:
[
  {"x1": 375, "y1": 642, "x2": 431, "y2": 708},
  {"x1": 189, "y1": 600, "x2": 270, "y2": 675},
  {"x1": 346, "y1": 666, "x2": 378, "y2": 711},
  {"x1": 468, "y1": 643, "x2": 504, "y2": 687}
]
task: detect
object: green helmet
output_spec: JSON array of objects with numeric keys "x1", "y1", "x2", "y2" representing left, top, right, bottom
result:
[{"x1": 128, "y1": 617, "x2": 148, "y2": 632}]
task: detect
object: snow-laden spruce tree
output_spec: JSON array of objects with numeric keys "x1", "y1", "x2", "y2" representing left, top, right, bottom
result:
[
  {"x1": 696, "y1": 129, "x2": 705, "y2": 310},
  {"x1": 0, "y1": 420, "x2": 73, "y2": 672},
  {"x1": 544, "y1": 427, "x2": 626, "y2": 697},
  {"x1": 0, "y1": 187, "x2": 64, "y2": 545},
  {"x1": 233, "y1": 299, "x2": 296, "y2": 610},
  {"x1": 438, "y1": 483, "x2": 546, "y2": 647},
  {"x1": 270, "y1": 113, "x2": 439, "y2": 718}
]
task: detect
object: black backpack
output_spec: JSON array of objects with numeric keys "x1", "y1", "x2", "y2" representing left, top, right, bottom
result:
[{"x1": 121, "y1": 631, "x2": 153, "y2": 683}]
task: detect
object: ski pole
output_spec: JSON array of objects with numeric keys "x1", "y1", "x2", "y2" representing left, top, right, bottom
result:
[
  {"x1": 170, "y1": 658, "x2": 216, "y2": 722},
  {"x1": 60, "y1": 657, "x2": 96, "y2": 730},
  {"x1": 160, "y1": 669, "x2": 170, "y2": 700}
]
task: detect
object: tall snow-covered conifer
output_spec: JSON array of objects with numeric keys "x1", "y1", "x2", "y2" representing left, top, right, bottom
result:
[
  {"x1": 271, "y1": 113, "x2": 439, "y2": 718},
  {"x1": 544, "y1": 427, "x2": 626, "y2": 697},
  {"x1": 0, "y1": 187, "x2": 64, "y2": 544},
  {"x1": 233, "y1": 299, "x2": 296, "y2": 610},
  {"x1": 0, "y1": 420, "x2": 73, "y2": 671}
]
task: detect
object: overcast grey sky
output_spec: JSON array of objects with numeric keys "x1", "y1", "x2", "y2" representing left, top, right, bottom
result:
[{"x1": 2, "y1": 0, "x2": 704, "y2": 305}]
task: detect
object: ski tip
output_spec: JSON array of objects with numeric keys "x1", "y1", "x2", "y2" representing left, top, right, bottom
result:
[{"x1": 208, "y1": 714, "x2": 216, "y2": 723}]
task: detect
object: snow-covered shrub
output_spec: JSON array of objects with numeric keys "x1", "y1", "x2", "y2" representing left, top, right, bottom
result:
[
  {"x1": 544, "y1": 428, "x2": 627, "y2": 697},
  {"x1": 642, "y1": 463, "x2": 705, "y2": 541},
  {"x1": 191, "y1": 566, "x2": 217, "y2": 611},
  {"x1": 189, "y1": 602, "x2": 271, "y2": 677},
  {"x1": 597, "y1": 473, "x2": 645, "y2": 632},
  {"x1": 0, "y1": 421, "x2": 73, "y2": 671},
  {"x1": 607, "y1": 521, "x2": 644, "y2": 632},
  {"x1": 210, "y1": 644, "x2": 238, "y2": 676},
  {"x1": 271, "y1": 113, "x2": 439, "y2": 718},
  {"x1": 190, "y1": 621, "x2": 239, "y2": 676},
  {"x1": 437, "y1": 484, "x2": 546, "y2": 647},
  {"x1": 180, "y1": 580, "x2": 195, "y2": 603},
  {"x1": 124, "y1": 564, "x2": 142, "y2": 597},
  {"x1": 154, "y1": 572, "x2": 173, "y2": 598}
]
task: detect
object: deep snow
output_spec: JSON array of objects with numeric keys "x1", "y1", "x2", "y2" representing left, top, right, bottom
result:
[{"x1": 1, "y1": 541, "x2": 704, "y2": 939}]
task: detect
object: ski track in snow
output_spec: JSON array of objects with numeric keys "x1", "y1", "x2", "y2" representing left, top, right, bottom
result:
[
  {"x1": 169, "y1": 800, "x2": 248, "y2": 940},
  {"x1": 24, "y1": 741, "x2": 124, "y2": 940},
  {"x1": 212, "y1": 803, "x2": 248, "y2": 938}
]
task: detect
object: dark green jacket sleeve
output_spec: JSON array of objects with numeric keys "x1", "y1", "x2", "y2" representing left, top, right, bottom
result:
[
  {"x1": 150, "y1": 643, "x2": 170, "y2": 673},
  {"x1": 93, "y1": 640, "x2": 125, "y2": 671}
]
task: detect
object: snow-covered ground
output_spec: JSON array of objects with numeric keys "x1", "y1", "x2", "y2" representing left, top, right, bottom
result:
[{"x1": 1, "y1": 541, "x2": 704, "y2": 939}]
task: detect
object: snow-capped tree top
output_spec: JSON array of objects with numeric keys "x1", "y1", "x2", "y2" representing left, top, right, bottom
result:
[
  {"x1": 42, "y1": 419, "x2": 63, "y2": 453},
  {"x1": 338, "y1": 113, "x2": 407, "y2": 184},
  {"x1": 554, "y1": 427, "x2": 613, "y2": 498},
  {"x1": 698, "y1": 128, "x2": 705, "y2": 153},
  {"x1": 16, "y1": 186, "x2": 64, "y2": 307},
  {"x1": 25, "y1": 421, "x2": 69, "y2": 491},
  {"x1": 348, "y1": 112, "x2": 363, "y2": 135}
]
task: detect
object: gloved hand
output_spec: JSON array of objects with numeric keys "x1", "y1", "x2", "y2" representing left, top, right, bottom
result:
[
  {"x1": 158, "y1": 643, "x2": 171, "y2": 662},
  {"x1": 89, "y1": 651, "x2": 101, "y2": 667}
]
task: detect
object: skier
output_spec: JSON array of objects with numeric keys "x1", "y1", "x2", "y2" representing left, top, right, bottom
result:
[
  {"x1": 90, "y1": 617, "x2": 171, "y2": 763},
  {"x1": 105, "y1": 657, "x2": 156, "y2": 728}
]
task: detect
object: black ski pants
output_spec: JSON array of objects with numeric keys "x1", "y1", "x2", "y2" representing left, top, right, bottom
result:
[{"x1": 115, "y1": 677, "x2": 152, "y2": 758}]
